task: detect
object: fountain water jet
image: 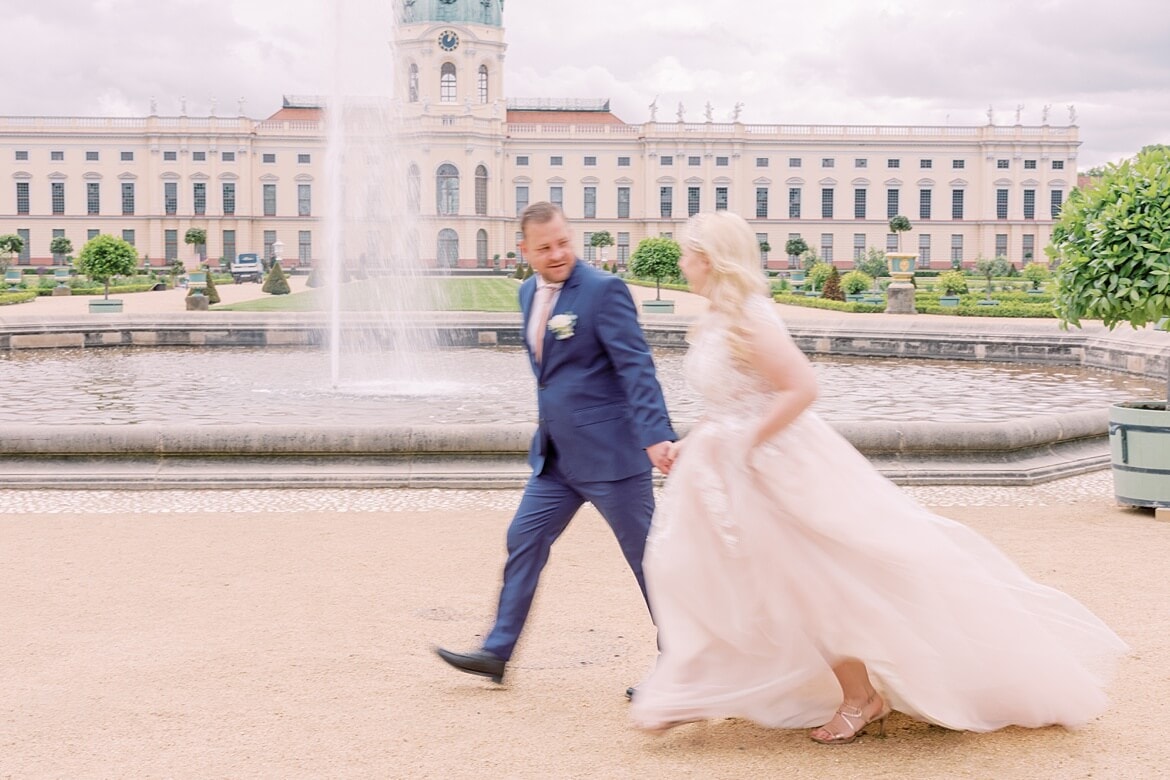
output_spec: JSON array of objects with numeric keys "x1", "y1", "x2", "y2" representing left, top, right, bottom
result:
[{"x1": 324, "y1": 0, "x2": 444, "y2": 390}]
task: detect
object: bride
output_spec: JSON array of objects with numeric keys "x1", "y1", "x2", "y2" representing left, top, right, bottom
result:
[{"x1": 629, "y1": 211, "x2": 1128, "y2": 744}]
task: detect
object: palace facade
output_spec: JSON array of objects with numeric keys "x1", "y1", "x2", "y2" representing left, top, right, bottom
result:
[{"x1": 0, "y1": 0, "x2": 1079, "y2": 272}]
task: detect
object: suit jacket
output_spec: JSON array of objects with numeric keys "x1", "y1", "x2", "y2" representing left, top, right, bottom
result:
[{"x1": 520, "y1": 261, "x2": 675, "y2": 482}]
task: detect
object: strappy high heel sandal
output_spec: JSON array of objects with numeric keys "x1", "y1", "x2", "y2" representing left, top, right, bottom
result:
[{"x1": 810, "y1": 693, "x2": 890, "y2": 745}]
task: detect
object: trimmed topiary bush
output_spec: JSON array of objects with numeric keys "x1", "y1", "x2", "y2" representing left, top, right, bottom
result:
[
  {"x1": 821, "y1": 266, "x2": 846, "y2": 301},
  {"x1": 263, "y1": 263, "x2": 291, "y2": 295}
]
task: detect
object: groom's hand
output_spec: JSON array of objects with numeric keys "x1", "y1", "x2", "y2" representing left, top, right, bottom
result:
[{"x1": 646, "y1": 441, "x2": 674, "y2": 474}]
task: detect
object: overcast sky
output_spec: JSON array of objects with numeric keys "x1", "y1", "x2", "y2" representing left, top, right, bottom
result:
[{"x1": 4, "y1": 0, "x2": 1168, "y2": 169}]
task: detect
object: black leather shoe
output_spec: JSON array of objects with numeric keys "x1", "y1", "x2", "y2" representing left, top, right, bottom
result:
[
  {"x1": 626, "y1": 687, "x2": 636, "y2": 701},
  {"x1": 436, "y1": 647, "x2": 506, "y2": 684}
]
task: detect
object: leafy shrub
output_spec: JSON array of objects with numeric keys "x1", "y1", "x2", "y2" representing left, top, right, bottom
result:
[
  {"x1": 840, "y1": 270, "x2": 873, "y2": 295},
  {"x1": 937, "y1": 270, "x2": 969, "y2": 296},
  {"x1": 1021, "y1": 263, "x2": 1052, "y2": 290},
  {"x1": 805, "y1": 262, "x2": 834, "y2": 291}
]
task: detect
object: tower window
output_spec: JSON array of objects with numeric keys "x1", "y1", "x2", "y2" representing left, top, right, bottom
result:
[{"x1": 440, "y1": 63, "x2": 456, "y2": 103}]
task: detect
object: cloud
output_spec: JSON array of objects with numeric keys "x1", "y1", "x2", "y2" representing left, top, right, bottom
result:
[{"x1": 3, "y1": 0, "x2": 1169, "y2": 166}]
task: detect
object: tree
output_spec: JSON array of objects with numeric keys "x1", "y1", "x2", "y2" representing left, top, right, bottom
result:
[
  {"x1": 784, "y1": 236, "x2": 808, "y2": 265},
  {"x1": 1049, "y1": 145, "x2": 1170, "y2": 405},
  {"x1": 0, "y1": 233, "x2": 24, "y2": 274},
  {"x1": 50, "y1": 236, "x2": 73, "y2": 264},
  {"x1": 629, "y1": 236, "x2": 681, "y2": 301},
  {"x1": 821, "y1": 266, "x2": 845, "y2": 301},
  {"x1": 76, "y1": 234, "x2": 138, "y2": 300},
  {"x1": 856, "y1": 248, "x2": 888, "y2": 280},
  {"x1": 589, "y1": 231, "x2": 614, "y2": 265},
  {"x1": 888, "y1": 215, "x2": 913, "y2": 252},
  {"x1": 973, "y1": 256, "x2": 1013, "y2": 302},
  {"x1": 184, "y1": 227, "x2": 207, "y2": 264}
]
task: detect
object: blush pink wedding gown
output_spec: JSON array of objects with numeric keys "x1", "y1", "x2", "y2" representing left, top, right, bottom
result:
[{"x1": 630, "y1": 296, "x2": 1128, "y2": 733}]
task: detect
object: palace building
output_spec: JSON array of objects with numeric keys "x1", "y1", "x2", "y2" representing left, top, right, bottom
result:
[{"x1": 0, "y1": 0, "x2": 1078, "y2": 271}]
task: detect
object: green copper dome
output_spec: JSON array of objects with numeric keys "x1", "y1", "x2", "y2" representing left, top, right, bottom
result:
[{"x1": 400, "y1": 0, "x2": 503, "y2": 27}]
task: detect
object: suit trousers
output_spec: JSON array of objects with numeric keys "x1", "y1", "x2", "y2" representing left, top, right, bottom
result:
[{"x1": 482, "y1": 448, "x2": 655, "y2": 660}]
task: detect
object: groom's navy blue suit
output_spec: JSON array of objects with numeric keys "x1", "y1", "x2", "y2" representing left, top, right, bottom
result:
[{"x1": 481, "y1": 260, "x2": 676, "y2": 661}]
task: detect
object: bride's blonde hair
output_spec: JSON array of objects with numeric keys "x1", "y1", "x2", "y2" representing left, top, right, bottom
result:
[{"x1": 684, "y1": 211, "x2": 771, "y2": 363}]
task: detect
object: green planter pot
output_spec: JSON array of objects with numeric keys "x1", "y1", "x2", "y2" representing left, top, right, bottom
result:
[
  {"x1": 939, "y1": 295, "x2": 961, "y2": 307},
  {"x1": 1109, "y1": 402, "x2": 1170, "y2": 508},
  {"x1": 845, "y1": 293, "x2": 864, "y2": 302},
  {"x1": 641, "y1": 299, "x2": 674, "y2": 314},
  {"x1": 88, "y1": 299, "x2": 123, "y2": 314}
]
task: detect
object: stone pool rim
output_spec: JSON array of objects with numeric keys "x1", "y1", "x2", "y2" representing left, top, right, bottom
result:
[{"x1": 1, "y1": 310, "x2": 1166, "y2": 489}]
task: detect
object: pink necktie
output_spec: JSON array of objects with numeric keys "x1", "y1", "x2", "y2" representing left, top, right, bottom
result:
[{"x1": 532, "y1": 284, "x2": 558, "y2": 363}]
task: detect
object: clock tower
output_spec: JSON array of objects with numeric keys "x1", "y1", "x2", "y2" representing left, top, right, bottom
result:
[
  {"x1": 395, "y1": 0, "x2": 506, "y2": 114},
  {"x1": 394, "y1": 0, "x2": 508, "y2": 268}
]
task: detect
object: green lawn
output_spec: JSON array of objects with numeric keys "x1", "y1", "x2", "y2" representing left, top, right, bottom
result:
[{"x1": 216, "y1": 277, "x2": 522, "y2": 313}]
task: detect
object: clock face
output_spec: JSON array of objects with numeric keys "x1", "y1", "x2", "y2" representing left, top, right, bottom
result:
[{"x1": 438, "y1": 30, "x2": 459, "y2": 51}]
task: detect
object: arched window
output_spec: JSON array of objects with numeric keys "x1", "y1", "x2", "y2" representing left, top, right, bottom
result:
[
  {"x1": 476, "y1": 229, "x2": 489, "y2": 267},
  {"x1": 407, "y1": 164, "x2": 421, "y2": 213},
  {"x1": 474, "y1": 164, "x2": 488, "y2": 216},
  {"x1": 436, "y1": 164, "x2": 459, "y2": 215},
  {"x1": 408, "y1": 64, "x2": 419, "y2": 103},
  {"x1": 440, "y1": 63, "x2": 457, "y2": 103},
  {"x1": 438, "y1": 228, "x2": 459, "y2": 267},
  {"x1": 478, "y1": 65, "x2": 489, "y2": 104}
]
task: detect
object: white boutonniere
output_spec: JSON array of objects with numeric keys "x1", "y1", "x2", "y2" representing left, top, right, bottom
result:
[{"x1": 547, "y1": 312, "x2": 577, "y2": 340}]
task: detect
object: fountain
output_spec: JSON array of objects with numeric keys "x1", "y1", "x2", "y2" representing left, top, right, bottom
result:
[{"x1": 323, "y1": 0, "x2": 442, "y2": 390}]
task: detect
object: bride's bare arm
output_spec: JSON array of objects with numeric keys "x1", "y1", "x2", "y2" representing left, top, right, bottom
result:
[{"x1": 746, "y1": 316, "x2": 818, "y2": 448}]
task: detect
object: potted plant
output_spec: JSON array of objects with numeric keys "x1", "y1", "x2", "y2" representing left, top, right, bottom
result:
[
  {"x1": 590, "y1": 230, "x2": 614, "y2": 267},
  {"x1": 804, "y1": 261, "x2": 834, "y2": 297},
  {"x1": 630, "y1": 236, "x2": 681, "y2": 313},
  {"x1": 936, "y1": 270, "x2": 968, "y2": 307},
  {"x1": 1049, "y1": 145, "x2": 1170, "y2": 509},
  {"x1": 758, "y1": 240, "x2": 772, "y2": 268},
  {"x1": 840, "y1": 270, "x2": 873, "y2": 302},
  {"x1": 972, "y1": 255, "x2": 1011, "y2": 305},
  {"x1": 76, "y1": 234, "x2": 138, "y2": 313},
  {"x1": 886, "y1": 215, "x2": 916, "y2": 275},
  {"x1": 785, "y1": 236, "x2": 808, "y2": 277},
  {"x1": 1021, "y1": 262, "x2": 1051, "y2": 295},
  {"x1": 0, "y1": 234, "x2": 24, "y2": 289},
  {"x1": 184, "y1": 227, "x2": 207, "y2": 268}
]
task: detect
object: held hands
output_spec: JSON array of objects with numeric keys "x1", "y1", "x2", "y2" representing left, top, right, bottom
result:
[
  {"x1": 646, "y1": 441, "x2": 675, "y2": 475},
  {"x1": 647, "y1": 440, "x2": 684, "y2": 475}
]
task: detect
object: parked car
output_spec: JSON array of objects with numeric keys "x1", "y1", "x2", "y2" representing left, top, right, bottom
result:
[{"x1": 229, "y1": 253, "x2": 263, "y2": 283}]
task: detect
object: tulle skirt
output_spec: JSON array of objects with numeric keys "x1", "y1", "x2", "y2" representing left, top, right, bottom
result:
[{"x1": 630, "y1": 412, "x2": 1128, "y2": 732}]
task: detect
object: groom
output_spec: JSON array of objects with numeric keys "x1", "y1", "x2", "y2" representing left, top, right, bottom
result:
[{"x1": 436, "y1": 202, "x2": 676, "y2": 685}]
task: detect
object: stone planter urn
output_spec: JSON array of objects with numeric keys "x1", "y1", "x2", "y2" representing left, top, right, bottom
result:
[
  {"x1": 884, "y1": 252, "x2": 918, "y2": 314},
  {"x1": 89, "y1": 299, "x2": 123, "y2": 314},
  {"x1": 641, "y1": 299, "x2": 675, "y2": 314},
  {"x1": 1109, "y1": 401, "x2": 1170, "y2": 508}
]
